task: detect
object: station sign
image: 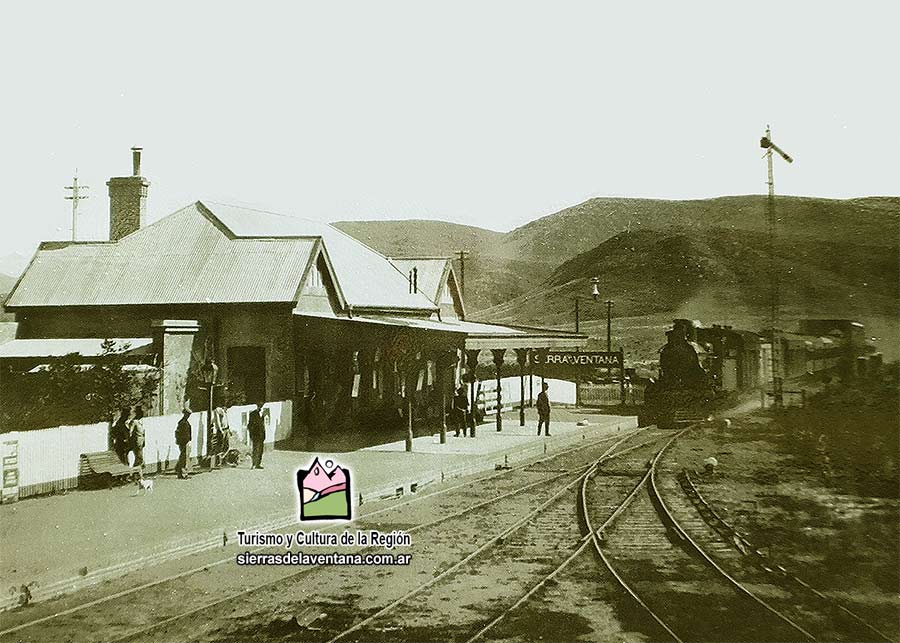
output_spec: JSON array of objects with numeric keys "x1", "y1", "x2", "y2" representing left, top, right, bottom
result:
[{"x1": 531, "y1": 350, "x2": 624, "y2": 379}]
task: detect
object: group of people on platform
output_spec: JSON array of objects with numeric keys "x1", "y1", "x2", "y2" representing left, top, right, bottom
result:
[
  {"x1": 450, "y1": 382, "x2": 552, "y2": 437},
  {"x1": 111, "y1": 406, "x2": 146, "y2": 469},
  {"x1": 112, "y1": 402, "x2": 268, "y2": 481},
  {"x1": 174, "y1": 402, "x2": 267, "y2": 479}
]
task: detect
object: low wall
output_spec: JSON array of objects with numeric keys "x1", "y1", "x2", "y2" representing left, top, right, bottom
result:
[{"x1": 1, "y1": 400, "x2": 292, "y2": 502}]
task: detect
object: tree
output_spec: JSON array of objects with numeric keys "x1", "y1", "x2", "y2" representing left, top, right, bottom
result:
[
  {"x1": 85, "y1": 339, "x2": 159, "y2": 422},
  {"x1": 0, "y1": 339, "x2": 159, "y2": 432}
]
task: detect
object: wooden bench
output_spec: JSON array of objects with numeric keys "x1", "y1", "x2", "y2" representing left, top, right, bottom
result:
[{"x1": 79, "y1": 451, "x2": 135, "y2": 489}]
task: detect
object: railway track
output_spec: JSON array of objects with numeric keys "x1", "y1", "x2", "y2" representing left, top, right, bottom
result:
[
  {"x1": 13, "y1": 423, "x2": 879, "y2": 643},
  {"x1": 462, "y1": 429, "x2": 678, "y2": 643},
  {"x1": 0, "y1": 426, "x2": 652, "y2": 643},
  {"x1": 590, "y1": 429, "x2": 821, "y2": 643},
  {"x1": 466, "y1": 425, "x2": 860, "y2": 643},
  {"x1": 662, "y1": 468, "x2": 895, "y2": 643},
  {"x1": 308, "y1": 431, "x2": 673, "y2": 643}
]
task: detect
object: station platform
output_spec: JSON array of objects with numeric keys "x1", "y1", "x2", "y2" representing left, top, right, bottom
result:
[{"x1": 0, "y1": 408, "x2": 636, "y2": 610}]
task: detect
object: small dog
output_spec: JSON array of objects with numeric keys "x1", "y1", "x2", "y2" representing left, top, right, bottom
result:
[{"x1": 133, "y1": 476, "x2": 154, "y2": 495}]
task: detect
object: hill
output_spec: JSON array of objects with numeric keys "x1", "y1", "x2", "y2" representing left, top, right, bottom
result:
[
  {"x1": 491, "y1": 195, "x2": 899, "y2": 267},
  {"x1": 338, "y1": 196, "x2": 898, "y2": 313},
  {"x1": 0, "y1": 272, "x2": 18, "y2": 321},
  {"x1": 331, "y1": 219, "x2": 503, "y2": 259},
  {"x1": 336, "y1": 195, "x2": 899, "y2": 359},
  {"x1": 0, "y1": 252, "x2": 29, "y2": 278},
  {"x1": 478, "y1": 228, "x2": 898, "y2": 323},
  {"x1": 0, "y1": 273, "x2": 16, "y2": 295}
]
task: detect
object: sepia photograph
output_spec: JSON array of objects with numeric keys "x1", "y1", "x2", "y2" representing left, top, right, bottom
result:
[{"x1": 0, "y1": 3, "x2": 897, "y2": 642}]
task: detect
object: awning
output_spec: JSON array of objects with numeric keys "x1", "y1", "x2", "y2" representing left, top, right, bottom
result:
[
  {"x1": 0, "y1": 338, "x2": 154, "y2": 359},
  {"x1": 294, "y1": 312, "x2": 587, "y2": 350}
]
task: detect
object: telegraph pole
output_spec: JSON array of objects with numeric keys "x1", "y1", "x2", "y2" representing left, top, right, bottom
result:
[
  {"x1": 64, "y1": 171, "x2": 89, "y2": 240},
  {"x1": 456, "y1": 250, "x2": 469, "y2": 300},
  {"x1": 760, "y1": 125, "x2": 793, "y2": 408}
]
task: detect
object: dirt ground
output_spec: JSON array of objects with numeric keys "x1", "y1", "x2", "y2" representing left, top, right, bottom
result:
[{"x1": 668, "y1": 377, "x2": 900, "y2": 640}]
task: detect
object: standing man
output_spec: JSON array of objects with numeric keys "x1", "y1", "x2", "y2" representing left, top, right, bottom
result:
[
  {"x1": 453, "y1": 386, "x2": 469, "y2": 438},
  {"x1": 248, "y1": 402, "x2": 266, "y2": 469},
  {"x1": 111, "y1": 408, "x2": 131, "y2": 465},
  {"x1": 537, "y1": 382, "x2": 551, "y2": 436},
  {"x1": 212, "y1": 406, "x2": 230, "y2": 468},
  {"x1": 175, "y1": 408, "x2": 192, "y2": 479}
]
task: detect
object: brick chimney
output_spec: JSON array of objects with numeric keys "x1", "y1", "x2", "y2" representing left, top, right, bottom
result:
[{"x1": 107, "y1": 146, "x2": 150, "y2": 241}]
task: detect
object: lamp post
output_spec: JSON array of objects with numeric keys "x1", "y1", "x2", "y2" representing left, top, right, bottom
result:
[
  {"x1": 572, "y1": 277, "x2": 604, "y2": 408},
  {"x1": 604, "y1": 300, "x2": 613, "y2": 352},
  {"x1": 590, "y1": 277, "x2": 613, "y2": 352},
  {"x1": 199, "y1": 359, "x2": 222, "y2": 467}
]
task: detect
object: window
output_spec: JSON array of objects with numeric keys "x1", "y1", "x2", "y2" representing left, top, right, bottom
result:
[{"x1": 309, "y1": 263, "x2": 323, "y2": 288}]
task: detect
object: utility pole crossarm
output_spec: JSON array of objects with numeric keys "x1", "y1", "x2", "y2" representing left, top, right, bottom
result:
[{"x1": 64, "y1": 171, "x2": 90, "y2": 241}]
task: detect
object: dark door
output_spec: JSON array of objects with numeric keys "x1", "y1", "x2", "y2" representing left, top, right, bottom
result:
[{"x1": 228, "y1": 346, "x2": 267, "y2": 404}]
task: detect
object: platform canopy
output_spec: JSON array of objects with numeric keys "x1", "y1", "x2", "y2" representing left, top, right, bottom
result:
[{"x1": 294, "y1": 311, "x2": 586, "y2": 351}]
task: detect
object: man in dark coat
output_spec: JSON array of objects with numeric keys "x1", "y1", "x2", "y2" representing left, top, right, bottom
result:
[
  {"x1": 111, "y1": 408, "x2": 131, "y2": 465},
  {"x1": 452, "y1": 386, "x2": 469, "y2": 437},
  {"x1": 248, "y1": 402, "x2": 266, "y2": 469},
  {"x1": 537, "y1": 382, "x2": 551, "y2": 436},
  {"x1": 175, "y1": 408, "x2": 192, "y2": 479}
]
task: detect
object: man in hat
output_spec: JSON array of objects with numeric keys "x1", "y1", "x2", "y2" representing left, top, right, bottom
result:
[
  {"x1": 248, "y1": 402, "x2": 266, "y2": 469},
  {"x1": 175, "y1": 408, "x2": 193, "y2": 479},
  {"x1": 537, "y1": 382, "x2": 551, "y2": 436}
]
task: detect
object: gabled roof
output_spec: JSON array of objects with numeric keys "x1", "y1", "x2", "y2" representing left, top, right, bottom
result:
[
  {"x1": 388, "y1": 256, "x2": 466, "y2": 318},
  {"x1": 6, "y1": 203, "x2": 317, "y2": 307},
  {"x1": 201, "y1": 202, "x2": 437, "y2": 311},
  {"x1": 6, "y1": 201, "x2": 439, "y2": 312},
  {"x1": 388, "y1": 258, "x2": 449, "y2": 302}
]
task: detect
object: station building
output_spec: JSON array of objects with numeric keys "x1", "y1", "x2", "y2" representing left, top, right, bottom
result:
[{"x1": 3, "y1": 149, "x2": 585, "y2": 448}]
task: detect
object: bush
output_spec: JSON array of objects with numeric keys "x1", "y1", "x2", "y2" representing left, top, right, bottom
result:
[{"x1": 0, "y1": 340, "x2": 159, "y2": 432}]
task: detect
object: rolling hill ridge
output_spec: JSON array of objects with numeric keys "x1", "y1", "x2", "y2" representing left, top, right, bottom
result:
[{"x1": 337, "y1": 195, "x2": 900, "y2": 358}]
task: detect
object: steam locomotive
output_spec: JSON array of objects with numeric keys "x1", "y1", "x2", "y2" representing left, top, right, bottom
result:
[
  {"x1": 643, "y1": 319, "x2": 719, "y2": 429},
  {"x1": 643, "y1": 317, "x2": 877, "y2": 428}
]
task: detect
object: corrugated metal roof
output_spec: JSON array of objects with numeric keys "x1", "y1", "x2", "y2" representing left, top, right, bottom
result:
[
  {"x1": 295, "y1": 312, "x2": 588, "y2": 349},
  {"x1": 7, "y1": 203, "x2": 316, "y2": 307},
  {"x1": 295, "y1": 311, "x2": 590, "y2": 338},
  {"x1": 202, "y1": 201, "x2": 437, "y2": 311},
  {"x1": 7, "y1": 200, "x2": 440, "y2": 312},
  {"x1": 388, "y1": 258, "x2": 448, "y2": 303},
  {"x1": 0, "y1": 338, "x2": 153, "y2": 358}
]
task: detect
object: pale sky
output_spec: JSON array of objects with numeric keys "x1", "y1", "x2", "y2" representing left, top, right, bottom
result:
[{"x1": 1, "y1": 2, "x2": 897, "y2": 260}]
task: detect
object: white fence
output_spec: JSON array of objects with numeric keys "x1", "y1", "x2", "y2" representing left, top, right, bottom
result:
[
  {"x1": 1, "y1": 400, "x2": 292, "y2": 501},
  {"x1": 479, "y1": 377, "x2": 576, "y2": 414}
]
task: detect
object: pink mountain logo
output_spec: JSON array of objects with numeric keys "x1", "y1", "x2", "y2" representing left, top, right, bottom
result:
[{"x1": 297, "y1": 457, "x2": 352, "y2": 521}]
